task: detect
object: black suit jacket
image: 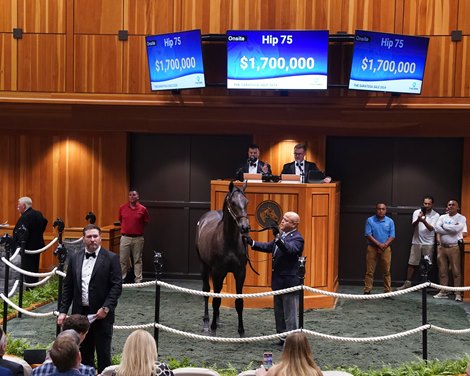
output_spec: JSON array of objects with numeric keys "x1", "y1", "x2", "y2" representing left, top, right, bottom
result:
[
  {"x1": 0, "y1": 357, "x2": 23, "y2": 376},
  {"x1": 13, "y1": 207, "x2": 48, "y2": 250},
  {"x1": 281, "y1": 160, "x2": 320, "y2": 178},
  {"x1": 252, "y1": 230, "x2": 304, "y2": 291},
  {"x1": 236, "y1": 160, "x2": 272, "y2": 181},
  {"x1": 60, "y1": 247, "x2": 122, "y2": 321}
]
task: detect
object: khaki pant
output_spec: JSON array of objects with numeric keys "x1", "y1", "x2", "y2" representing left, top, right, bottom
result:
[
  {"x1": 364, "y1": 245, "x2": 392, "y2": 293},
  {"x1": 120, "y1": 235, "x2": 144, "y2": 283},
  {"x1": 437, "y1": 245, "x2": 461, "y2": 290}
]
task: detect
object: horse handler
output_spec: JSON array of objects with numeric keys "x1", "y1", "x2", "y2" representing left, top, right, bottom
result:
[{"x1": 244, "y1": 211, "x2": 304, "y2": 346}]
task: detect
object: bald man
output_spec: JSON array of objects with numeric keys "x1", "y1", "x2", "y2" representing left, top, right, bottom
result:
[{"x1": 245, "y1": 212, "x2": 304, "y2": 345}]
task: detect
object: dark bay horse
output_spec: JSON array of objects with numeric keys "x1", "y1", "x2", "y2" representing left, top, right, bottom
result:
[{"x1": 195, "y1": 181, "x2": 250, "y2": 336}]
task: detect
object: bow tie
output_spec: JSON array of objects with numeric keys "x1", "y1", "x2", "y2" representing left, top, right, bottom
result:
[
  {"x1": 250, "y1": 162, "x2": 256, "y2": 167},
  {"x1": 85, "y1": 252, "x2": 96, "y2": 259}
]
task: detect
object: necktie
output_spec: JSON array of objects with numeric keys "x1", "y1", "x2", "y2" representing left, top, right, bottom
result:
[{"x1": 85, "y1": 252, "x2": 96, "y2": 259}]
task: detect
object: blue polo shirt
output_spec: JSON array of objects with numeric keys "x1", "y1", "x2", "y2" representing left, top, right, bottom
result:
[{"x1": 365, "y1": 215, "x2": 395, "y2": 244}]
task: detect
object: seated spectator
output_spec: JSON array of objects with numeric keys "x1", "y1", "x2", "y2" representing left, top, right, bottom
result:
[
  {"x1": 0, "y1": 365, "x2": 12, "y2": 376},
  {"x1": 49, "y1": 335, "x2": 81, "y2": 376},
  {"x1": 99, "y1": 329, "x2": 173, "y2": 376},
  {"x1": 31, "y1": 324, "x2": 95, "y2": 376},
  {"x1": 255, "y1": 332, "x2": 323, "y2": 376},
  {"x1": 0, "y1": 327, "x2": 24, "y2": 375}
]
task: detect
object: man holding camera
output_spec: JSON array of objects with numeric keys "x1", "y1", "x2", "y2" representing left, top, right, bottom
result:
[
  {"x1": 244, "y1": 211, "x2": 304, "y2": 345},
  {"x1": 397, "y1": 196, "x2": 439, "y2": 290}
]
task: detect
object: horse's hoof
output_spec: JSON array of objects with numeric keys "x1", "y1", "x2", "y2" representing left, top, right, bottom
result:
[{"x1": 238, "y1": 330, "x2": 245, "y2": 338}]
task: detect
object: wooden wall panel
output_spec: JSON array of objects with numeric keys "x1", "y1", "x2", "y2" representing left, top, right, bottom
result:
[
  {"x1": 179, "y1": 0, "x2": 343, "y2": 32},
  {"x1": 0, "y1": 33, "x2": 14, "y2": 90},
  {"x1": 341, "y1": 0, "x2": 397, "y2": 34},
  {"x1": 458, "y1": 0, "x2": 470, "y2": 34},
  {"x1": 123, "y1": 36, "x2": 151, "y2": 94},
  {"x1": 74, "y1": 0, "x2": 122, "y2": 34},
  {"x1": 0, "y1": 0, "x2": 13, "y2": 32},
  {"x1": 18, "y1": 0, "x2": 66, "y2": 33},
  {"x1": 74, "y1": 35, "x2": 123, "y2": 93},
  {"x1": 420, "y1": 36, "x2": 456, "y2": 97},
  {"x1": 0, "y1": 132, "x2": 128, "y2": 232},
  {"x1": 125, "y1": 0, "x2": 175, "y2": 35},
  {"x1": 310, "y1": 216, "x2": 328, "y2": 287},
  {"x1": 403, "y1": 0, "x2": 458, "y2": 35},
  {"x1": 17, "y1": 34, "x2": 66, "y2": 92},
  {"x1": 455, "y1": 37, "x2": 470, "y2": 97}
]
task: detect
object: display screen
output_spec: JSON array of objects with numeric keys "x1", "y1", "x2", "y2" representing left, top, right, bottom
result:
[
  {"x1": 348, "y1": 30, "x2": 429, "y2": 95},
  {"x1": 227, "y1": 30, "x2": 329, "y2": 90},
  {"x1": 145, "y1": 29, "x2": 206, "y2": 91}
]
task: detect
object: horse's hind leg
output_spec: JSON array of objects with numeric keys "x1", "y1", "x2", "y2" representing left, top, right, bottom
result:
[
  {"x1": 201, "y1": 264, "x2": 210, "y2": 332},
  {"x1": 210, "y1": 274, "x2": 224, "y2": 335},
  {"x1": 235, "y1": 270, "x2": 246, "y2": 337}
]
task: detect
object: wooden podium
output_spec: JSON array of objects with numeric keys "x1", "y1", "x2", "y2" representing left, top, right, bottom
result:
[{"x1": 211, "y1": 180, "x2": 341, "y2": 309}]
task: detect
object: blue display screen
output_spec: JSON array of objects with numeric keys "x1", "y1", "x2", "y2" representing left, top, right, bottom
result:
[
  {"x1": 227, "y1": 30, "x2": 329, "y2": 90},
  {"x1": 349, "y1": 30, "x2": 429, "y2": 94},
  {"x1": 145, "y1": 29, "x2": 205, "y2": 91}
]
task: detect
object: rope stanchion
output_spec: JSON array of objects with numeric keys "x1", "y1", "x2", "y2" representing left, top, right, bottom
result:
[
  {"x1": 24, "y1": 274, "x2": 54, "y2": 288},
  {"x1": 1, "y1": 258, "x2": 58, "y2": 278},
  {"x1": 17, "y1": 237, "x2": 59, "y2": 254},
  {"x1": 0, "y1": 293, "x2": 57, "y2": 318},
  {"x1": 62, "y1": 237, "x2": 83, "y2": 245},
  {"x1": 7, "y1": 281, "x2": 19, "y2": 298}
]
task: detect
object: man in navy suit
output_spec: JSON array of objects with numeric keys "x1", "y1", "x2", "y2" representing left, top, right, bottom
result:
[
  {"x1": 281, "y1": 143, "x2": 331, "y2": 183},
  {"x1": 245, "y1": 212, "x2": 304, "y2": 344},
  {"x1": 236, "y1": 144, "x2": 272, "y2": 181},
  {"x1": 57, "y1": 224, "x2": 122, "y2": 373},
  {"x1": 14, "y1": 196, "x2": 48, "y2": 284}
]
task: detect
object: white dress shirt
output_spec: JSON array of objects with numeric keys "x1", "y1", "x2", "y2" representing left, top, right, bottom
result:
[{"x1": 81, "y1": 247, "x2": 101, "y2": 306}]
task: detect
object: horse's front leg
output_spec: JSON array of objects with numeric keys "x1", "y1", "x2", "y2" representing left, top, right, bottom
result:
[
  {"x1": 201, "y1": 266, "x2": 210, "y2": 332},
  {"x1": 235, "y1": 268, "x2": 246, "y2": 337},
  {"x1": 211, "y1": 275, "x2": 224, "y2": 335}
]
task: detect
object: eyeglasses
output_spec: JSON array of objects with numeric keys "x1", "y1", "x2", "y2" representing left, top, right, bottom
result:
[{"x1": 294, "y1": 152, "x2": 304, "y2": 156}]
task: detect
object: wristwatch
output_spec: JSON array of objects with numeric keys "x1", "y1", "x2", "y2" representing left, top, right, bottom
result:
[{"x1": 102, "y1": 307, "x2": 110, "y2": 314}]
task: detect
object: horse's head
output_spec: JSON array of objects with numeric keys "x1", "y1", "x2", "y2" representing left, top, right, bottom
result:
[{"x1": 225, "y1": 181, "x2": 250, "y2": 234}]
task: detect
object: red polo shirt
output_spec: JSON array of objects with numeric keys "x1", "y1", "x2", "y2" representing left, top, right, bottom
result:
[{"x1": 118, "y1": 202, "x2": 150, "y2": 235}]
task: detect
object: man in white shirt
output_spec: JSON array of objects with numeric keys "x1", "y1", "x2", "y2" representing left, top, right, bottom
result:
[
  {"x1": 434, "y1": 200, "x2": 466, "y2": 301},
  {"x1": 398, "y1": 196, "x2": 440, "y2": 290}
]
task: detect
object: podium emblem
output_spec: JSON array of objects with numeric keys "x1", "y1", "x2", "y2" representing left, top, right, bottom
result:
[{"x1": 256, "y1": 200, "x2": 282, "y2": 228}]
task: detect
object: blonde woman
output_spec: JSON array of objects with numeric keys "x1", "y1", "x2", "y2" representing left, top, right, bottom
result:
[
  {"x1": 256, "y1": 332, "x2": 323, "y2": 376},
  {"x1": 100, "y1": 329, "x2": 173, "y2": 376}
]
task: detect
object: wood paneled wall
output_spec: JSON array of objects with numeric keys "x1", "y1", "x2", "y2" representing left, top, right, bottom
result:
[
  {"x1": 0, "y1": 132, "x2": 128, "y2": 232},
  {"x1": 0, "y1": 0, "x2": 468, "y2": 103}
]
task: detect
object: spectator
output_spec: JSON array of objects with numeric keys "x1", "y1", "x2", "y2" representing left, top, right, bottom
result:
[
  {"x1": 32, "y1": 316, "x2": 95, "y2": 376},
  {"x1": 14, "y1": 196, "x2": 48, "y2": 284},
  {"x1": 434, "y1": 200, "x2": 466, "y2": 302},
  {"x1": 99, "y1": 329, "x2": 173, "y2": 376},
  {"x1": 397, "y1": 196, "x2": 439, "y2": 289},
  {"x1": 48, "y1": 335, "x2": 82, "y2": 376},
  {"x1": 236, "y1": 144, "x2": 272, "y2": 181},
  {"x1": 118, "y1": 190, "x2": 150, "y2": 283},
  {"x1": 364, "y1": 203, "x2": 395, "y2": 294},
  {"x1": 0, "y1": 327, "x2": 24, "y2": 375},
  {"x1": 255, "y1": 332, "x2": 323, "y2": 376}
]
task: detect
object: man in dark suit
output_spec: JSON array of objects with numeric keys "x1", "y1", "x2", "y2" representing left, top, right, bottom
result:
[
  {"x1": 244, "y1": 211, "x2": 304, "y2": 344},
  {"x1": 57, "y1": 224, "x2": 122, "y2": 373},
  {"x1": 236, "y1": 144, "x2": 272, "y2": 181},
  {"x1": 0, "y1": 328, "x2": 24, "y2": 375},
  {"x1": 281, "y1": 143, "x2": 331, "y2": 183},
  {"x1": 14, "y1": 196, "x2": 48, "y2": 284}
]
